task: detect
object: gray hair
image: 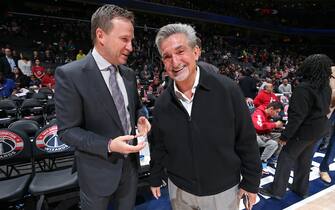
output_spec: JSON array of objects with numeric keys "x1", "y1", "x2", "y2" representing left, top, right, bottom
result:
[
  {"x1": 91, "y1": 4, "x2": 134, "y2": 44},
  {"x1": 155, "y1": 23, "x2": 197, "y2": 55}
]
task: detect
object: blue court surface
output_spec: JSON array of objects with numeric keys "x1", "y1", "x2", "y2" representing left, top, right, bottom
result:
[{"x1": 133, "y1": 151, "x2": 335, "y2": 210}]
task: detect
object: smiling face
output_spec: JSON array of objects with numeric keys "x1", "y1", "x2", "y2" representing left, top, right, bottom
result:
[
  {"x1": 160, "y1": 33, "x2": 200, "y2": 82},
  {"x1": 95, "y1": 18, "x2": 134, "y2": 65}
]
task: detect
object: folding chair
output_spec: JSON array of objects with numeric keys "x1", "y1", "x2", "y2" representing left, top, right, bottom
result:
[
  {"x1": 0, "y1": 99, "x2": 18, "y2": 128},
  {"x1": 9, "y1": 119, "x2": 40, "y2": 140},
  {"x1": 28, "y1": 122, "x2": 78, "y2": 210},
  {"x1": 38, "y1": 87, "x2": 54, "y2": 100},
  {"x1": 20, "y1": 98, "x2": 44, "y2": 126},
  {"x1": 0, "y1": 129, "x2": 32, "y2": 208}
]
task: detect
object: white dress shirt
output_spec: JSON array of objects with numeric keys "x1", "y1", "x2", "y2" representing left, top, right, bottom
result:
[{"x1": 174, "y1": 66, "x2": 200, "y2": 116}]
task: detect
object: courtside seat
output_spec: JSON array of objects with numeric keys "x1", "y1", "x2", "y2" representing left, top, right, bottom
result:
[
  {"x1": 0, "y1": 129, "x2": 32, "y2": 206},
  {"x1": 28, "y1": 122, "x2": 78, "y2": 210},
  {"x1": 9, "y1": 119, "x2": 40, "y2": 139}
]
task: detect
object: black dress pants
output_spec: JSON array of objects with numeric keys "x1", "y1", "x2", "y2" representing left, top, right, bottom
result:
[
  {"x1": 80, "y1": 157, "x2": 138, "y2": 210},
  {"x1": 270, "y1": 137, "x2": 316, "y2": 197}
]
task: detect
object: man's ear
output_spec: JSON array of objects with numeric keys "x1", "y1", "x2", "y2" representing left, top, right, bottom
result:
[
  {"x1": 194, "y1": 46, "x2": 201, "y2": 61},
  {"x1": 96, "y1": 28, "x2": 104, "y2": 46}
]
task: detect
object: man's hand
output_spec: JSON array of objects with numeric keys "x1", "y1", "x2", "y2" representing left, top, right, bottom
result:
[
  {"x1": 137, "y1": 116, "x2": 151, "y2": 137},
  {"x1": 239, "y1": 188, "x2": 257, "y2": 210},
  {"x1": 108, "y1": 135, "x2": 146, "y2": 154},
  {"x1": 275, "y1": 121, "x2": 284, "y2": 128},
  {"x1": 278, "y1": 139, "x2": 287, "y2": 146},
  {"x1": 150, "y1": 186, "x2": 161, "y2": 199}
]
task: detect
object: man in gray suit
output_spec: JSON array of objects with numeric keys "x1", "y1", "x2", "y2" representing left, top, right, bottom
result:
[{"x1": 55, "y1": 5, "x2": 150, "y2": 210}]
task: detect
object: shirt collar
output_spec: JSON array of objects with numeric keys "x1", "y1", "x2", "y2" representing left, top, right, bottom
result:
[
  {"x1": 92, "y1": 47, "x2": 112, "y2": 71},
  {"x1": 174, "y1": 66, "x2": 200, "y2": 101}
]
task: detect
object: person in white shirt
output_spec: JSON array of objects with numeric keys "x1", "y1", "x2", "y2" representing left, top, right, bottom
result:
[
  {"x1": 278, "y1": 79, "x2": 292, "y2": 95},
  {"x1": 18, "y1": 52, "x2": 32, "y2": 76}
]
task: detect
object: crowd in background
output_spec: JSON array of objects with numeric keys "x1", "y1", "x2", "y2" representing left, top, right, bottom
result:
[
  {"x1": 1, "y1": 11, "x2": 314, "y2": 109},
  {"x1": 144, "y1": 0, "x2": 335, "y2": 28}
]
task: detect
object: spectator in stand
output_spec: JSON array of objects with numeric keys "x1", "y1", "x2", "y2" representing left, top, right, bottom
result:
[
  {"x1": 278, "y1": 78, "x2": 292, "y2": 95},
  {"x1": 259, "y1": 78, "x2": 273, "y2": 92},
  {"x1": 0, "y1": 72, "x2": 15, "y2": 98},
  {"x1": 44, "y1": 49, "x2": 55, "y2": 64},
  {"x1": 41, "y1": 68, "x2": 55, "y2": 88},
  {"x1": 196, "y1": 37, "x2": 220, "y2": 74},
  {"x1": 18, "y1": 52, "x2": 32, "y2": 76},
  {"x1": 140, "y1": 64, "x2": 152, "y2": 83},
  {"x1": 239, "y1": 68, "x2": 258, "y2": 99},
  {"x1": 29, "y1": 74, "x2": 41, "y2": 88},
  {"x1": 252, "y1": 102, "x2": 283, "y2": 170},
  {"x1": 254, "y1": 82, "x2": 279, "y2": 107},
  {"x1": 31, "y1": 59, "x2": 45, "y2": 79},
  {"x1": 32, "y1": 50, "x2": 39, "y2": 61},
  {"x1": 147, "y1": 76, "x2": 164, "y2": 97},
  {"x1": 13, "y1": 67, "x2": 30, "y2": 88},
  {"x1": 76, "y1": 49, "x2": 86, "y2": 60},
  {"x1": 0, "y1": 48, "x2": 17, "y2": 79}
]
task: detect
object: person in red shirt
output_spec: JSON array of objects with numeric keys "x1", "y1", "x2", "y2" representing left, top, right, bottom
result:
[
  {"x1": 31, "y1": 59, "x2": 45, "y2": 79},
  {"x1": 254, "y1": 83, "x2": 279, "y2": 108},
  {"x1": 252, "y1": 102, "x2": 283, "y2": 165},
  {"x1": 41, "y1": 68, "x2": 55, "y2": 88}
]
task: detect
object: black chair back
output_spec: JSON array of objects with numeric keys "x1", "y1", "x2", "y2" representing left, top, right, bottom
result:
[
  {"x1": 38, "y1": 87, "x2": 54, "y2": 99},
  {"x1": 32, "y1": 122, "x2": 74, "y2": 171},
  {"x1": 0, "y1": 99, "x2": 18, "y2": 128},
  {"x1": 31, "y1": 92, "x2": 48, "y2": 104},
  {"x1": 21, "y1": 98, "x2": 44, "y2": 125},
  {"x1": 0, "y1": 129, "x2": 31, "y2": 178},
  {"x1": 8, "y1": 120, "x2": 40, "y2": 139}
]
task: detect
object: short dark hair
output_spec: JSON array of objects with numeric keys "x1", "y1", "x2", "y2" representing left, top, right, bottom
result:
[
  {"x1": 91, "y1": 4, "x2": 134, "y2": 44},
  {"x1": 267, "y1": 101, "x2": 283, "y2": 110}
]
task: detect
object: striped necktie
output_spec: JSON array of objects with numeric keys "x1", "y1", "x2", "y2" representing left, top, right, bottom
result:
[{"x1": 108, "y1": 65, "x2": 129, "y2": 134}]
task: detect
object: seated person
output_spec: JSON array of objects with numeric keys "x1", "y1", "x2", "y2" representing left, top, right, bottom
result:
[
  {"x1": 254, "y1": 83, "x2": 279, "y2": 108},
  {"x1": 252, "y1": 101, "x2": 283, "y2": 168},
  {"x1": 13, "y1": 67, "x2": 30, "y2": 88},
  {"x1": 0, "y1": 72, "x2": 16, "y2": 98},
  {"x1": 29, "y1": 74, "x2": 41, "y2": 88},
  {"x1": 41, "y1": 68, "x2": 55, "y2": 88}
]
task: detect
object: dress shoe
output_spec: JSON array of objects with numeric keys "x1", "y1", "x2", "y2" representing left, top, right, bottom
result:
[
  {"x1": 259, "y1": 187, "x2": 283, "y2": 200},
  {"x1": 320, "y1": 172, "x2": 332, "y2": 183}
]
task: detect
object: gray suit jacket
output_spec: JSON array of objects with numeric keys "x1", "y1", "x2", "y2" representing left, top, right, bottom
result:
[{"x1": 55, "y1": 52, "x2": 144, "y2": 196}]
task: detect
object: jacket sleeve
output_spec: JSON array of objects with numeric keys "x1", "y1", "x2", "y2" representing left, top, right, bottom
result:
[
  {"x1": 148, "y1": 108, "x2": 167, "y2": 187},
  {"x1": 55, "y1": 66, "x2": 110, "y2": 160},
  {"x1": 252, "y1": 111, "x2": 276, "y2": 133},
  {"x1": 231, "y1": 82, "x2": 262, "y2": 193},
  {"x1": 280, "y1": 86, "x2": 311, "y2": 141},
  {"x1": 253, "y1": 92, "x2": 262, "y2": 107}
]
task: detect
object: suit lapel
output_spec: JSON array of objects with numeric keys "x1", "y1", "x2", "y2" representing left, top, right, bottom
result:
[{"x1": 83, "y1": 54, "x2": 124, "y2": 132}]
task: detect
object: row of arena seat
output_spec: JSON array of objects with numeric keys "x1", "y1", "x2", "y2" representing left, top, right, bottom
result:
[
  {"x1": 0, "y1": 88, "x2": 56, "y2": 128},
  {"x1": 0, "y1": 120, "x2": 78, "y2": 210}
]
